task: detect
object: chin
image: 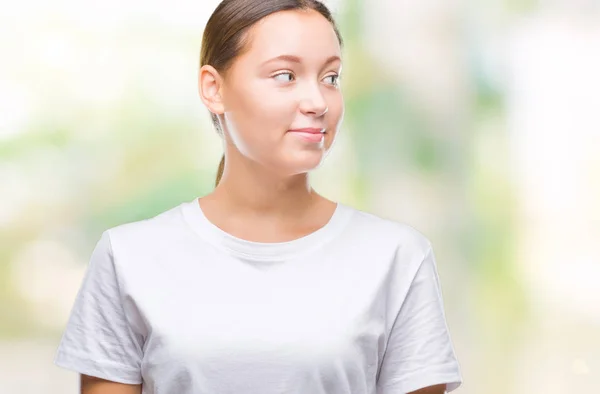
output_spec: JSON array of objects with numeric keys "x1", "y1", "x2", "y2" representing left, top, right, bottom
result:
[
  {"x1": 278, "y1": 153, "x2": 326, "y2": 176},
  {"x1": 298, "y1": 157, "x2": 327, "y2": 173}
]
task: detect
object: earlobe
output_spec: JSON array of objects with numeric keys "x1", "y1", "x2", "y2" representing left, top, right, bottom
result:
[{"x1": 198, "y1": 65, "x2": 225, "y2": 115}]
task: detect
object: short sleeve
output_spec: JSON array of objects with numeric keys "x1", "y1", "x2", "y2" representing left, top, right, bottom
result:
[
  {"x1": 54, "y1": 231, "x2": 144, "y2": 384},
  {"x1": 377, "y1": 245, "x2": 462, "y2": 393}
]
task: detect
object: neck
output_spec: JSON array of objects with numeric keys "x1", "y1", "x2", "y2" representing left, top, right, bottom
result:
[{"x1": 209, "y1": 151, "x2": 321, "y2": 217}]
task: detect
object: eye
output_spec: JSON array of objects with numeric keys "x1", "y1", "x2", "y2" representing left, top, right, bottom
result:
[
  {"x1": 272, "y1": 72, "x2": 295, "y2": 82},
  {"x1": 323, "y1": 74, "x2": 339, "y2": 86}
]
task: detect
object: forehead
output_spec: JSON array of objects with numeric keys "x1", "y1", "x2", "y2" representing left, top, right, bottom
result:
[{"x1": 237, "y1": 9, "x2": 341, "y2": 64}]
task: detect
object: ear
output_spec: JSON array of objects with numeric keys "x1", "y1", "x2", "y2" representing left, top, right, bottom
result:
[{"x1": 198, "y1": 65, "x2": 225, "y2": 116}]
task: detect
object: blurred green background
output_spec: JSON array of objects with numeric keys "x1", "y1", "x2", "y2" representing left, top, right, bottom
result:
[{"x1": 1, "y1": 0, "x2": 599, "y2": 392}]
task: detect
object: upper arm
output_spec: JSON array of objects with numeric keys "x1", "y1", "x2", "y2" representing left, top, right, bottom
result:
[
  {"x1": 81, "y1": 374, "x2": 142, "y2": 394},
  {"x1": 376, "y1": 245, "x2": 462, "y2": 394},
  {"x1": 54, "y1": 231, "x2": 144, "y2": 384},
  {"x1": 408, "y1": 384, "x2": 447, "y2": 394}
]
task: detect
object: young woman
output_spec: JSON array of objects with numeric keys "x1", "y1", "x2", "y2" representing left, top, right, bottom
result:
[{"x1": 54, "y1": 1, "x2": 463, "y2": 393}]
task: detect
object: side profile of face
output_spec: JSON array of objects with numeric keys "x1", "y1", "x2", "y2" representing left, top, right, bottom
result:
[{"x1": 201, "y1": 9, "x2": 344, "y2": 176}]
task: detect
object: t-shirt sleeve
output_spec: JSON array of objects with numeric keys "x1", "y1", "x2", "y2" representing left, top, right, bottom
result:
[
  {"x1": 54, "y1": 230, "x2": 144, "y2": 384},
  {"x1": 377, "y1": 244, "x2": 462, "y2": 393}
]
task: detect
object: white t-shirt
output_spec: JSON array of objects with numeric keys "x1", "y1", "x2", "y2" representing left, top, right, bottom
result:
[{"x1": 55, "y1": 198, "x2": 462, "y2": 394}]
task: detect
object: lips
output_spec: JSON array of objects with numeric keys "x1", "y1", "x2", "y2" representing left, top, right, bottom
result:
[
  {"x1": 288, "y1": 128, "x2": 325, "y2": 134},
  {"x1": 292, "y1": 131, "x2": 325, "y2": 143}
]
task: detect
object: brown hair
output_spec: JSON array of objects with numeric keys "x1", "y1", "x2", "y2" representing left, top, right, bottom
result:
[{"x1": 199, "y1": 0, "x2": 343, "y2": 186}]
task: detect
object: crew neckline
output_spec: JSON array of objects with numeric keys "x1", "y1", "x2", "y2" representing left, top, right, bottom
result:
[{"x1": 180, "y1": 197, "x2": 353, "y2": 262}]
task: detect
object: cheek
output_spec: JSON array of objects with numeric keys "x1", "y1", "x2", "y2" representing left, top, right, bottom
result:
[
  {"x1": 324, "y1": 95, "x2": 344, "y2": 142},
  {"x1": 223, "y1": 80, "x2": 344, "y2": 169},
  {"x1": 328, "y1": 95, "x2": 344, "y2": 127},
  {"x1": 225, "y1": 83, "x2": 296, "y2": 150}
]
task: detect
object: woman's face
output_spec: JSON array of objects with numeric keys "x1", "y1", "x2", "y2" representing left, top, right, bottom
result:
[{"x1": 218, "y1": 9, "x2": 344, "y2": 176}]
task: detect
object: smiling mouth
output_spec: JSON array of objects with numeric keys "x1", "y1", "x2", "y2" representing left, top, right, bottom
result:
[
  {"x1": 288, "y1": 128, "x2": 326, "y2": 134},
  {"x1": 288, "y1": 130, "x2": 326, "y2": 142}
]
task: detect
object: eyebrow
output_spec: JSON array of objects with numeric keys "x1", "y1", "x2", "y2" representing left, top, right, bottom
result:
[{"x1": 261, "y1": 54, "x2": 341, "y2": 67}]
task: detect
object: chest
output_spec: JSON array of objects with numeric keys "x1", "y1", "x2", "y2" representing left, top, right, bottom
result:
[{"x1": 129, "y1": 246, "x2": 397, "y2": 393}]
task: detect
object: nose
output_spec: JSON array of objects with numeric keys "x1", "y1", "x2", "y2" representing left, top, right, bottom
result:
[{"x1": 298, "y1": 82, "x2": 328, "y2": 117}]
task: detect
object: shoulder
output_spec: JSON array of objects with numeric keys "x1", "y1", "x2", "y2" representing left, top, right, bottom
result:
[
  {"x1": 342, "y1": 204, "x2": 432, "y2": 258},
  {"x1": 102, "y1": 201, "x2": 189, "y2": 255},
  {"x1": 340, "y1": 205, "x2": 439, "y2": 304}
]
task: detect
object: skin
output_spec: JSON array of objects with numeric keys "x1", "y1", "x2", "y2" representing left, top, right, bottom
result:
[
  {"x1": 197, "y1": 8, "x2": 344, "y2": 242},
  {"x1": 80, "y1": 375, "x2": 140, "y2": 393},
  {"x1": 80, "y1": 9, "x2": 445, "y2": 394}
]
